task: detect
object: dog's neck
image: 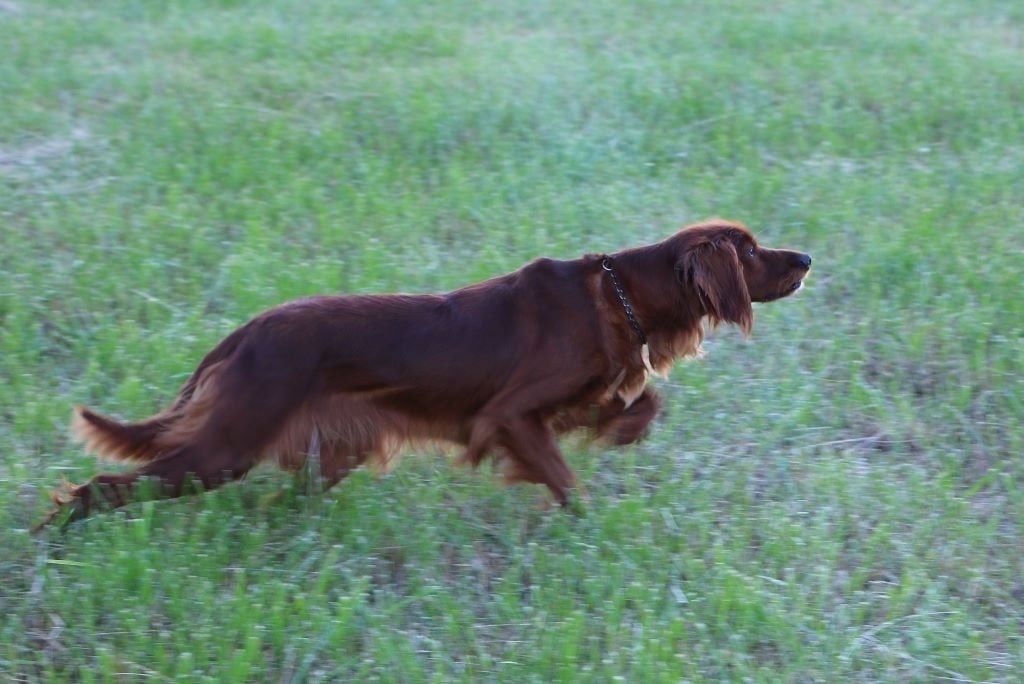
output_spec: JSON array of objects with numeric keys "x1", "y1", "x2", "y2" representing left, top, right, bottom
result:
[{"x1": 600, "y1": 244, "x2": 708, "y2": 377}]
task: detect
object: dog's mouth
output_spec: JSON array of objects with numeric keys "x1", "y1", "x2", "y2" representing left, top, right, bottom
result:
[
  {"x1": 749, "y1": 269, "x2": 812, "y2": 303},
  {"x1": 779, "y1": 272, "x2": 809, "y2": 298}
]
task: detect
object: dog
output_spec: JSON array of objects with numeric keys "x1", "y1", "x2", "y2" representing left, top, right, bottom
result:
[{"x1": 38, "y1": 219, "x2": 810, "y2": 528}]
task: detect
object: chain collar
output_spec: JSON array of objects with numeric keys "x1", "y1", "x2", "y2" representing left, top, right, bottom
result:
[
  {"x1": 602, "y1": 258, "x2": 646, "y2": 345},
  {"x1": 602, "y1": 257, "x2": 656, "y2": 375}
]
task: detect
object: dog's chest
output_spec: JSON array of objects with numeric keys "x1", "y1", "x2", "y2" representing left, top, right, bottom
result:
[{"x1": 603, "y1": 365, "x2": 649, "y2": 409}]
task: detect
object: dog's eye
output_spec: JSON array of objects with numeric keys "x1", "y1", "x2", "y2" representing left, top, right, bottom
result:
[{"x1": 745, "y1": 246, "x2": 756, "y2": 258}]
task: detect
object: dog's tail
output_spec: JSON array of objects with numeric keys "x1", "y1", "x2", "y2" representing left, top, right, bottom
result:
[
  {"x1": 70, "y1": 321, "x2": 252, "y2": 463},
  {"x1": 71, "y1": 406, "x2": 170, "y2": 463}
]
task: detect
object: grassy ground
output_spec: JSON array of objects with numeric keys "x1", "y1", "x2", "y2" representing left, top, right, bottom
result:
[{"x1": 2, "y1": 0, "x2": 1022, "y2": 680}]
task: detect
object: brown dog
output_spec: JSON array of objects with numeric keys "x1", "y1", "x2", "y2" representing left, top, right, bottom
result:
[{"x1": 40, "y1": 220, "x2": 810, "y2": 528}]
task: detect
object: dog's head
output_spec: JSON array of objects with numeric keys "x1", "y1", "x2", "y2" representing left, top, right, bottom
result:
[{"x1": 674, "y1": 220, "x2": 811, "y2": 334}]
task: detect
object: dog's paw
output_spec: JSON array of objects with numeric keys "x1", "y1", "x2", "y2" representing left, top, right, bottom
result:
[{"x1": 31, "y1": 480, "x2": 89, "y2": 534}]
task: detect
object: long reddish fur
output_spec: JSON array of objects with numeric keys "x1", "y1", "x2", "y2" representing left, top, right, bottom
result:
[{"x1": 41, "y1": 220, "x2": 810, "y2": 529}]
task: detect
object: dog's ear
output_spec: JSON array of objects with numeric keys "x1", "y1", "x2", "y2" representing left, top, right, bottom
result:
[{"x1": 679, "y1": 240, "x2": 753, "y2": 334}]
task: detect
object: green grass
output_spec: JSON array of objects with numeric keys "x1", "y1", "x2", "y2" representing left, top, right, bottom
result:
[{"x1": 2, "y1": 0, "x2": 1023, "y2": 680}]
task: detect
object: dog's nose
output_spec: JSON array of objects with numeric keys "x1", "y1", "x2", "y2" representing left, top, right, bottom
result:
[{"x1": 796, "y1": 253, "x2": 812, "y2": 270}]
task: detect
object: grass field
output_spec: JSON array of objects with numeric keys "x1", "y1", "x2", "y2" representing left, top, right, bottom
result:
[{"x1": 2, "y1": 0, "x2": 1023, "y2": 680}]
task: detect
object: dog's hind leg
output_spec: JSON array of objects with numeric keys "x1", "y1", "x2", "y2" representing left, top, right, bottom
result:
[
  {"x1": 41, "y1": 359, "x2": 312, "y2": 529},
  {"x1": 41, "y1": 441, "x2": 260, "y2": 528}
]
